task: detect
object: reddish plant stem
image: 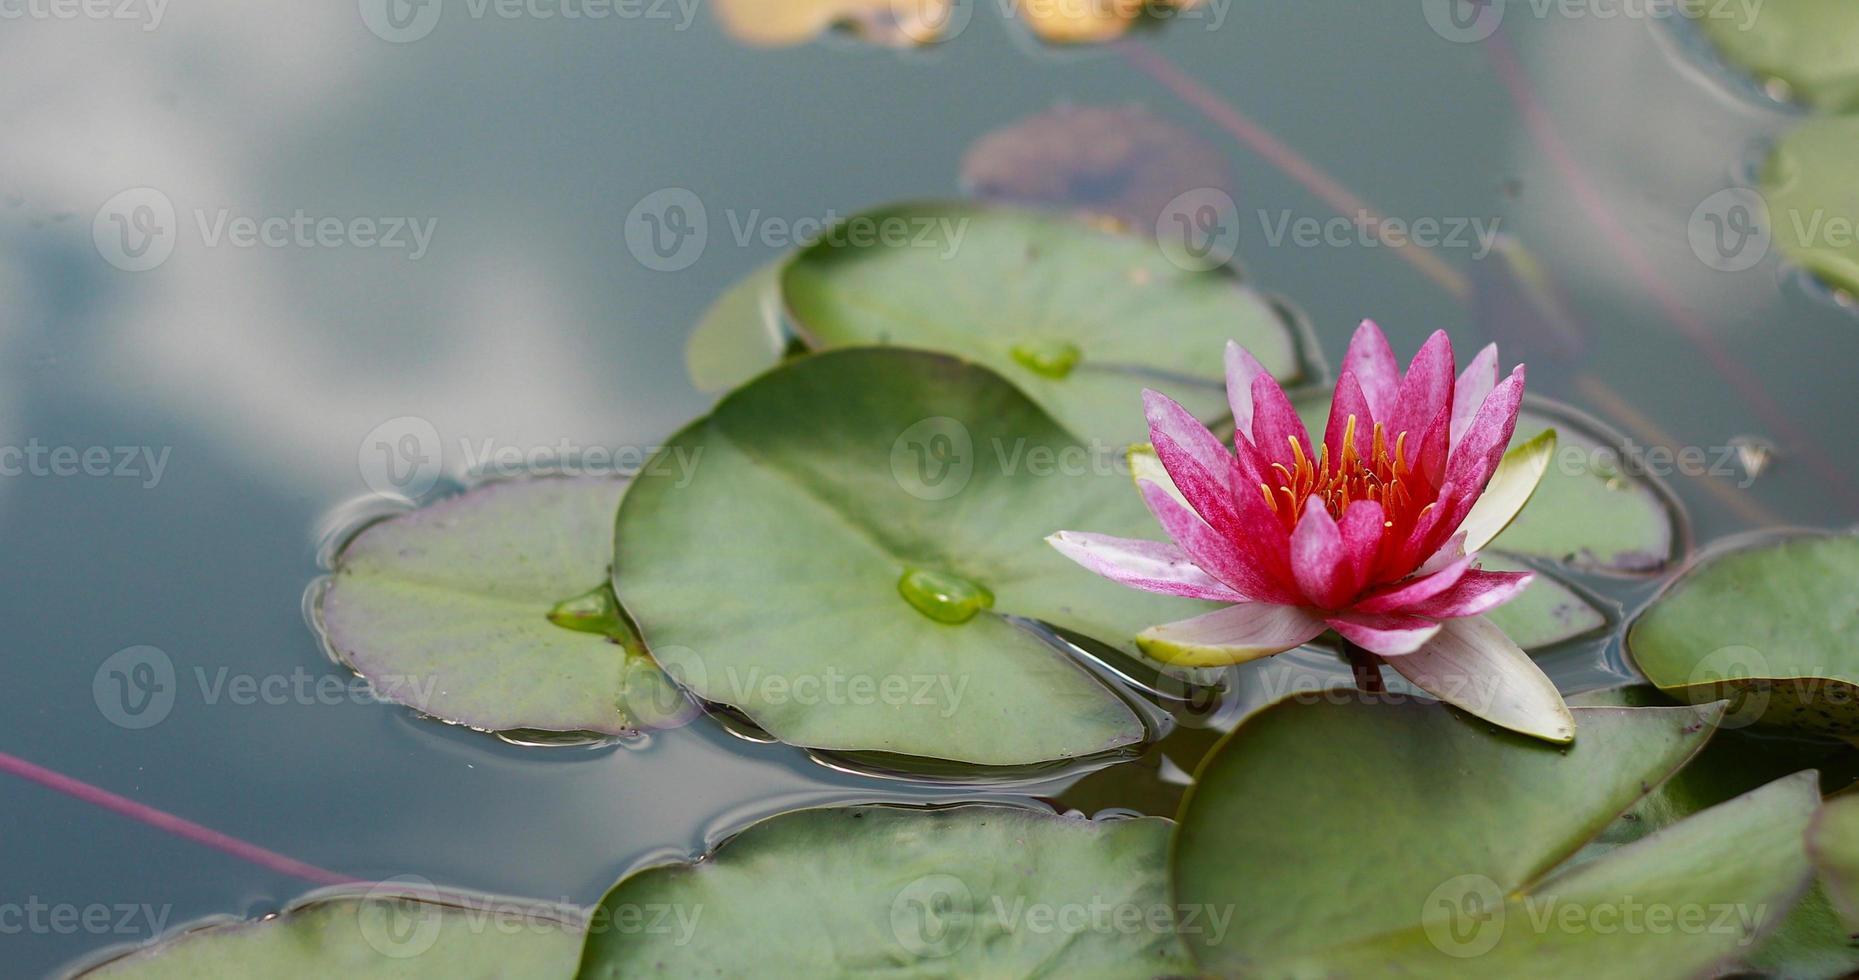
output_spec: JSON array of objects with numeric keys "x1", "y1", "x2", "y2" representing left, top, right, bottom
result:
[{"x1": 1343, "y1": 642, "x2": 1386, "y2": 694}]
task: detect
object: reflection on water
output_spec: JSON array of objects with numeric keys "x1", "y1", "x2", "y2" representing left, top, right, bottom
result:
[{"x1": 1, "y1": 4, "x2": 1856, "y2": 976}]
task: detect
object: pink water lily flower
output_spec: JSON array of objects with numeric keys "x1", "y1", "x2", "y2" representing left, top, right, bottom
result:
[{"x1": 1049, "y1": 320, "x2": 1574, "y2": 743}]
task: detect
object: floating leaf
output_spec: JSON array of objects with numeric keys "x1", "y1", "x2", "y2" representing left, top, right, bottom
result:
[
  {"x1": 1810, "y1": 794, "x2": 1859, "y2": 932},
  {"x1": 1629, "y1": 531, "x2": 1859, "y2": 737},
  {"x1": 1698, "y1": 0, "x2": 1859, "y2": 113},
  {"x1": 78, "y1": 891, "x2": 582, "y2": 978},
  {"x1": 781, "y1": 202, "x2": 1314, "y2": 448},
  {"x1": 1173, "y1": 697, "x2": 1817, "y2": 976},
  {"x1": 615, "y1": 348, "x2": 1218, "y2": 766},
  {"x1": 711, "y1": 0, "x2": 956, "y2": 47},
  {"x1": 960, "y1": 104, "x2": 1236, "y2": 232},
  {"x1": 318, "y1": 477, "x2": 690, "y2": 738},
  {"x1": 577, "y1": 805, "x2": 1189, "y2": 978},
  {"x1": 685, "y1": 260, "x2": 789, "y2": 393},
  {"x1": 1762, "y1": 115, "x2": 1859, "y2": 296},
  {"x1": 1571, "y1": 686, "x2": 1859, "y2": 979}
]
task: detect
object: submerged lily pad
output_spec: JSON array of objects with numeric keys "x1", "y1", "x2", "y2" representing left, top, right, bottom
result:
[
  {"x1": 1629, "y1": 531, "x2": 1859, "y2": 737},
  {"x1": 1479, "y1": 553, "x2": 1610, "y2": 650},
  {"x1": 615, "y1": 348, "x2": 1218, "y2": 766},
  {"x1": 1761, "y1": 115, "x2": 1859, "y2": 296},
  {"x1": 79, "y1": 891, "x2": 582, "y2": 978},
  {"x1": 318, "y1": 477, "x2": 689, "y2": 738},
  {"x1": 685, "y1": 260, "x2": 790, "y2": 393},
  {"x1": 1173, "y1": 697, "x2": 1817, "y2": 976},
  {"x1": 1698, "y1": 0, "x2": 1859, "y2": 113},
  {"x1": 578, "y1": 805, "x2": 1189, "y2": 978},
  {"x1": 781, "y1": 202, "x2": 1314, "y2": 447}
]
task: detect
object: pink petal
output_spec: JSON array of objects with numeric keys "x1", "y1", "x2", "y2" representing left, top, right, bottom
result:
[
  {"x1": 1406, "y1": 402, "x2": 1452, "y2": 494},
  {"x1": 1387, "y1": 330, "x2": 1455, "y2": 442},
  {"x1": 1322, "y1": 372, "x2": 1376, "y2": 464},
  {"x1": 1339, "y1": 319, "x2": 1400, "y2": 421},
  {"x1": 1139, "y1": 481, "x2": 1298, "y2": 604},
  {"x1": 1451, "y1": 343, "x2": 1499, "y2": 450},
  {"x1": 1337, "y1": 499, "x2": 1386, "y2": 587},
  {"x1": 1224, "y1": 341, "x2": 1271, "y2": 446},
  {"x1": 1136, "y1": 602, "x2": 1328, "y2": 667},
  {"x1": 1379, "y1": 479, "x2": 1458, "y2": 582},
  {"x1": 1430, "y1": 367, "x2": 1528, "y2": 549},
  {"x1": 1145, "y1": 389, "x2": 1242, "y2": 533},
  {"x1": 1291, "y1": 506, "x2": 1354, "y2": 609},
  {"x1": 1404, "y1": 569, "x2": 1534, "y2": 619},
  {"x1": 1352, "y1": 554, "x2": 1476, "y2": 614},
  {"x1": 1383, "y1": 615, "x2": 1574, "y2": 743},
  {"x1": 1047, "y1": 532, "x2": 1247, "y2": 602},
  {"x1": 1248, "y1": 370, "x2": 1312, "y2": 468},
  {"x1": 1327, "y1": 611, "x2": 1443, "y2": 656}
]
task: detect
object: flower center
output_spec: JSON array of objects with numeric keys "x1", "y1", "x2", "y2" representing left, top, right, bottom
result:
[{"x1": 1258, "y1": 416, "x2": 1427, "y2": 531}]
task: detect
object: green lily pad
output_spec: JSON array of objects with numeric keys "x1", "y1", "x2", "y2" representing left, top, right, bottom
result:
[
  {"x1": 577, "y1": 804, "x2": 1190, "y2": 978},
  {"x1": 1480, "y1": 554, "x2": 1610, "y2": 650},
  {"x1": 78, "y1": 891, "x2": 582, "y2": 978},
  {"x1": 1293, "y1": 394, "x2": 1681, "y2": 575},
  {"x1": 780, "y1": 202, "x2": 1315, "y2": 447},
  {"x1": 318, "y1": 476, "x2": 690, "y2": 739},
  {"x1": 615, "y1": 348, "x2": 1214, "y2": 766},
  {"x1": 1698, "y1": 0, "x2": 1859, "y2": 113},
  {"x1": 1629, "y1": 531, "x2": 1859, "y2": 737},
  {"x1": 1172, "y1": 697, "x2": 1818, "y2": 976},
  {"x1": 1570, "y1": 686, "x2": 1859, "y2": 979},
  {"x1": 1761, "y1": 115, "x2": 1859, "y2": 296},
  {"x1": 684, "y1": 259, "x2": 792, "y2": 393},
  {"x1": 1809, "y1": 794, "x2": 1859, "y2": 932}
]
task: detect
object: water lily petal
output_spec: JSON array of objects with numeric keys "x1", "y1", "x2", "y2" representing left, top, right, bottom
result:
[
  {"x1": 1387, "y1": 330, "x2": 1455, "y2": 442},
  {"x1": 1291, "y1": 506, "x2": 1354, "y2": 608},
  {"x1": 1144, "y1": 389, "x2": 1243, "y2": 535},
  {"x1": 1451, "y1": 342, "x2": 1499, "y2": 449},
  {"x1": 1406, "y1": 402, "x2": 1452, "y2": 498},
  {"x1": 1431, "y1": 366, "x2": 1528, "y2": 550},
  {"x1": 1046, "y1": 531, "x2": 1247, "y2": 602},
  {"x1": 1404, "y1": 568, "x2": 1534, "y2": 619},
  {"x1": 1322, "y1": 372, "x2": 1376, "y2": 464},
  {"x1": 1326, "y1": 611, "x2": 1442, "y2": 656},
  {"x1": 1383, "y1": 614, "x2": 1575, "y2": 743},
  {"x1": 1339, "y1": 319, "x2": 1400, "y2": 421},
  {"x1": 1140, "y1": 481, "x2": 1297, "y2": 603},
  {"x1": 1337, "y1": 499, "x2": 1385, "y2": 587},
  {"x1": 1248, "y1": 370, "x2": 1312, "y2": 468},
  {"x1": 1352, "y1": 553, "x2": 1475, "y2": 614},
  {"x1": 1136, "y1": 602, "x2": 1327, "y2": 667},
  {"x1": 1224, "y1": 340, "x2": 1271, "y2": 447},
  {"x1": 1457, "y1": 429, "x2": 1555, "y2": 553}
]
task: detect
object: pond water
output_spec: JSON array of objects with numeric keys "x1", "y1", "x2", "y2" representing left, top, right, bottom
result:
[{"x1": 2, "y1": 4, "x2": 1855, "y2": 976}]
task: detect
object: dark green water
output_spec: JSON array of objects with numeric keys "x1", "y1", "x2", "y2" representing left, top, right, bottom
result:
[{"x1": 2, "y1": 4, "x2": 1855, "y2": 975}]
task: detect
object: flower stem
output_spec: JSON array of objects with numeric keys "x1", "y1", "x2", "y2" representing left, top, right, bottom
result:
[{"x1": 1342, "y1": 640, "x2": 1385, "y2": 694}]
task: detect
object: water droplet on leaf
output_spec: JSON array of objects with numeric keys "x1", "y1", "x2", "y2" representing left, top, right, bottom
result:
[{"x1": 897, "y1": 568, "x2": 994, "y2": 625}]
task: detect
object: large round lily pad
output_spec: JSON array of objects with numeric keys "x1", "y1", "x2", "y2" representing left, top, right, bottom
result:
[
  {"x1": 1761, "y1": 115, "x2": 1859, "y2": 296},
  {"x1": 1172, "y1": 697, "x2": 1817, "y2": 976},
  {"x1": 1629, "y1": 531, "x2": 1859, "y2": 737},
  {"x1": 318, "y1": 477, "x2": 688, "y2": 738},
  {"x1": 615, "y1": 348, "x2": 1218, "y2": 766},
  {"x1": 577, "y1": 804, "x2": 1189, "y2": 978},
  {"x1": 781, "y1": 202, "x2": 1314, "y2": 448},
  {"x1": 1698, "y1": 0, "x2": 1859, "y2": 113},
  {"x1": 79, "y1": 892, "x2": 582, "y2": 978}
]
